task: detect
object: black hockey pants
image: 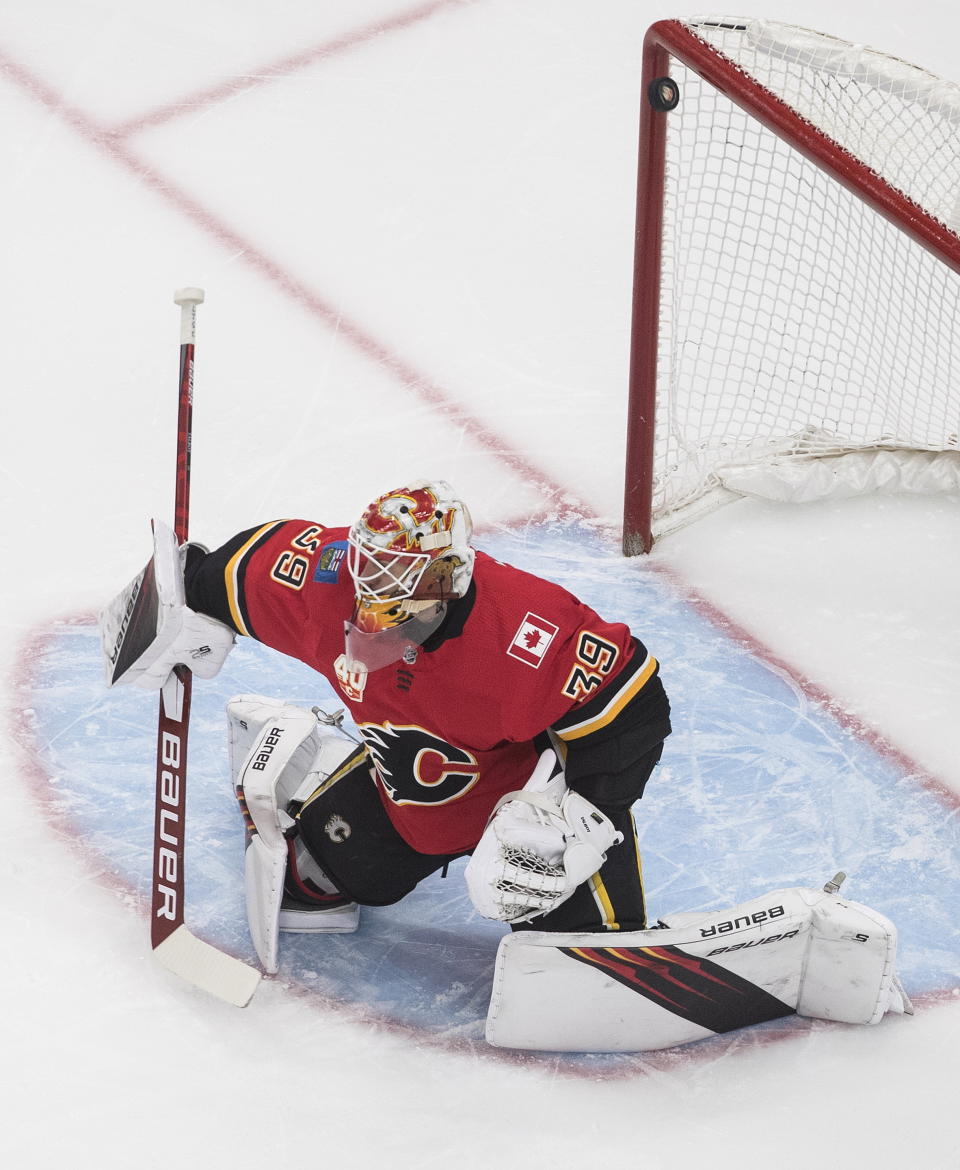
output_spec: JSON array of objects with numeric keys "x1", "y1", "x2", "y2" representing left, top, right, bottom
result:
[{"x1": 295, "y1": 754, "x2": 655, "y2": 933}]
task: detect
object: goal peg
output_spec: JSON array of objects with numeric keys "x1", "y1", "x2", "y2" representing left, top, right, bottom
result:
[{"x1": 648, "y1": 76, "x2": 680, "y2": 112}]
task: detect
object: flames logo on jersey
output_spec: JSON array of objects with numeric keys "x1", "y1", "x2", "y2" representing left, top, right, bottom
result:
[{"x1": 358, "y1": 721, "x2": 481, "y2": 806}]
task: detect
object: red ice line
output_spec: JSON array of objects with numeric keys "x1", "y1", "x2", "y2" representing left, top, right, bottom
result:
[
  {"x1": 109, "y1": 0, "x2": 477, "y2": 138},
  {"x1": 653, "y1": 563, "x2": 960, "y2": 812},
  {"x1": 0, "y1": 16, "x2": 584, "y2": 526},
  {"x1": 1, "y1": 12, "x2": 955, "y2": 800},
  {"x1": 4, "y1": 10, "x2": 957, "y2": 1066},
  {"x1": 11, "y1": 619, "x2": 950, "y2": 1083}
]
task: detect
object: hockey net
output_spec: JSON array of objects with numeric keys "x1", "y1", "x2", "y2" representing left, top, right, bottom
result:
[{"x1": 624, "y1": 17, "x2": 960, "y2": 552}]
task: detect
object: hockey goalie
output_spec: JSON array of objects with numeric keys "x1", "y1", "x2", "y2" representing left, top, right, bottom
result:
[{"x1": 100, "y1": 479, "x2": 911, "y2": 1051}]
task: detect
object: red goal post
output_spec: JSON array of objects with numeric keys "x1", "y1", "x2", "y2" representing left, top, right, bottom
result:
[{"x1": 623, "y1": 18, "x2": 960, "y2": 554}]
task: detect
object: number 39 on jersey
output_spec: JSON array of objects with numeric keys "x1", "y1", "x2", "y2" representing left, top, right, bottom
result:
[{"x1": 562, "y1": 632, "x2": 620, "y2": 701}]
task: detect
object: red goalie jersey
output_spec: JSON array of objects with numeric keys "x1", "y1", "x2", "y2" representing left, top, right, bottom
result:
[{"x1": 186, "y1": 519, "x2": 671, "y2": 855}]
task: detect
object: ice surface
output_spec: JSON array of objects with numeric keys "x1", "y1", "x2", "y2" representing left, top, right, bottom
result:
[{"x1": 4, "y1": 2, "x2": 960, "y2": 1168}]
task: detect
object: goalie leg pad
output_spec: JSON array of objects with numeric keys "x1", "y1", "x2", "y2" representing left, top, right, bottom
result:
[
  {"x1": 242, "y1": 833, "x2": 288, "y2": 977},
  {"x1": 797, "y1": 893, "x2": 911, "y2": 1024},
  {"x1": 228, "y1": 696, "x2": 360, "y2": 974},
  {"x1": 486, "y1": 884, "x2": 909, "y2": 1051}
]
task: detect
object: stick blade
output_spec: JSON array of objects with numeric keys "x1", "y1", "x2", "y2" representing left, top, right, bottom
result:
[{"x1": 154, "y1": 924, "x2": 261, "y2": 1007}]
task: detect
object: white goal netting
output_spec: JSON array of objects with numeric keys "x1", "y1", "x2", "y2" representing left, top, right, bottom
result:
[{"x1": 649, "y1": 17, "x2": 960, "y2": 538}]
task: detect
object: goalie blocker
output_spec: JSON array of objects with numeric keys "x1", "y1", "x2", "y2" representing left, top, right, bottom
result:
[
  {"x1": 487, "y1": 878, "x2": 912, "y2": 1051},
  {"x1": 100, "y1": 518, "x2": 235, "y2": 690}
]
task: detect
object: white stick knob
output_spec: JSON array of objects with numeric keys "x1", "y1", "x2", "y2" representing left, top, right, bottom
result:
[
  {"x1": 173, "y1": 287, "x2": 205, "y2": 306},
  {"x1": 174, "y1": 287, "x2": 205, "y2": 344}
]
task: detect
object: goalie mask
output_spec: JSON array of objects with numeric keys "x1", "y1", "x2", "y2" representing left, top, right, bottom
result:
[{"x1": 343, "y1": 480, "x2": 475, "y2": 672}]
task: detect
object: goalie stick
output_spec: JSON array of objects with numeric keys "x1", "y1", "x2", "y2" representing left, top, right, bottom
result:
[{"x1": 150, "y1": 287, "x2": 261, "y2": 1007}]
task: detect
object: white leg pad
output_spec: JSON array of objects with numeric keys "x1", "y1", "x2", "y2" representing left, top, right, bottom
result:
[
  {"x1": 243, "y1": 834, "x2": 288, "y2": 976},
  {"x1": 486, "y1": 885, "x2": 909, "y2": 1052},
  {"x1": 228, "y1": 695, "x2": 360, "y2": 974},
  {"x1": 798, "y1": 893, "x2": 911, "y2": 1024}
]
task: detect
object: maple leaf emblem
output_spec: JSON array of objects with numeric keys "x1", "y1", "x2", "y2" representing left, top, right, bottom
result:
[{"x1": 506, "y1": 613, "x2": 558, "y2": 668}]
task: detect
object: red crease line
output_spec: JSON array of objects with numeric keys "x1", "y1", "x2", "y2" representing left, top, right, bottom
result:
[
  {"x1": 2, "y1": 42, "x2": 955, "y2": 807},
  {"x1": 650, "y1": 559, "x2": 960, "y2": 812}
]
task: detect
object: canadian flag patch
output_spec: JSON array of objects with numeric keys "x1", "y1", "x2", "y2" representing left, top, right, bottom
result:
[{"x1": 507, "y1": 613, "x2": 559, "y2": 668}]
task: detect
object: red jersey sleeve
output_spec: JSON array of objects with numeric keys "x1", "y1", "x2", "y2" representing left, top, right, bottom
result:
[{"x1": 217, "y1": 520, "x2": 354, "y2": 668}]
